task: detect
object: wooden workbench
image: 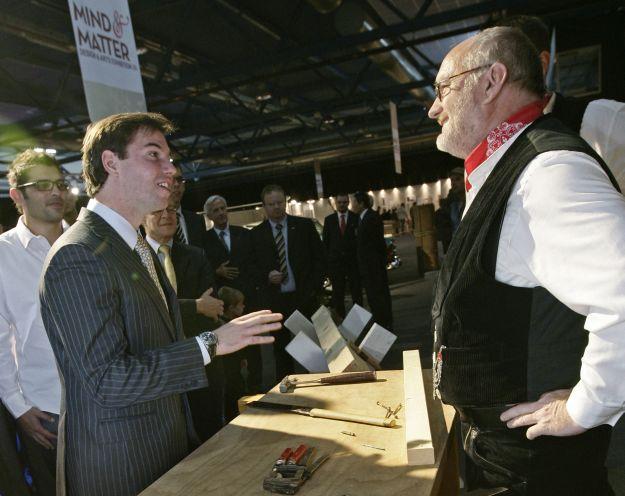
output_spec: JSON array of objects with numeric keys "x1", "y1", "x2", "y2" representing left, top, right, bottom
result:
[{"x1": 140, "y1": 370, "x2": 457, "y2": 496}]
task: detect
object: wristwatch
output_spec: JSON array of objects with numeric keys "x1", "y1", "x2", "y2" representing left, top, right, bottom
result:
[{"x1": 199, "y1": 330, "x2": 219, "y2": 360}]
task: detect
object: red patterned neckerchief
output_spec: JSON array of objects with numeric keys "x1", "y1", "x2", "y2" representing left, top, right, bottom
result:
[{"x1": 464, "y1": 98, "x2": 548, "y2": 191}]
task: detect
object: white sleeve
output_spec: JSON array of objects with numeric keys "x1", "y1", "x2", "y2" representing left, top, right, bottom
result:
[
  {"x1": 580, "y1": 99, "x2": 625, "y2": 193},
  {"x1": 519, "y1": 150, "x2": 625, "y2": 428},
  {"x1": 0, "y1": 312, "x2": 31, "y2": 418}
]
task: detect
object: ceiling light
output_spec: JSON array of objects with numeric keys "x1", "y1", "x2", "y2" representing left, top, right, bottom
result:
[
  {"x1": 34, "y1": 147, "x2": 44, "y2": 153},
  {"x1": 256, "y1": 93, "x2": 272, "y2": 102},
  {"x1": 70, "y1": 186, "x2": 79, "y2": 195}
]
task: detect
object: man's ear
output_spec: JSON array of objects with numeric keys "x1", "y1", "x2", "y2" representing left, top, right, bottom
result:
[
  {"x1": 9, "y1": 188, "x2": 24, "y2": 209},
  {"x1": 539, "y1": 51, "x2": 551, "y2": 78},
  {"x1": 482, "y1": 62, "x2": 508, "y2": 104},
  {"x1": 101, "y1": 150, "x2": 119, "y2": 175}
]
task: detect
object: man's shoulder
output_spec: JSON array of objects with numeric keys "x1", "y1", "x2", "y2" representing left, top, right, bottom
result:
[
  {"x1": 173, "y1": 241, "x2": 205, "y2": 260},
  {"x1": 323, "y1": 212, "x2": 336, "y2": 222}
]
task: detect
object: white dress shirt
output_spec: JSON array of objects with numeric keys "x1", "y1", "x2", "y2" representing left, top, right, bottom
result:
[
  {"x1": 87, "y1": 199, "x2": 210, "y2": 365},
  {"x1": 465, "y1": 126, "x2": 625, "y2": 429},
  {"x1": 580, "y1": 99, "x2": 625, "y2": 193},
  {"x1": 544, "y1": 94, "x2": 625, "y2": 193},
  {"x1": 0, "y1": 217, "x2": 62, "y2": 417}
]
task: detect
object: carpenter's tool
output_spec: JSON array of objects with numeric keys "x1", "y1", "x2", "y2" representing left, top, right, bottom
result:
[
  {"x1": 248, "y1": 400, "x2": 396, "y2": 428},
  {"x1": 263, "y1": 445, "x2": 329, "y2": 495},
  {"x1": 279, "y1": 371, "x2": 377, "y2": 393}
]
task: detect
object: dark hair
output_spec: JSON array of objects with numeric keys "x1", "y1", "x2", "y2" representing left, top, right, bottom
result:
[
  {"x1": 465, "y1": 26, "x2": 545, "y2": 98},
  {"x1": 353, "y1": 191, "x2": 372, "y2": 208},
  {"x1": 81, "y1": 112, "x2": 175, "y2": 197},
  {"x1": 260, "y1": 184, "x2": 285, "y2": 203},
  {"x1": 217, "y1": 286, "x2": 244, "y2": 308},
  {"x1": 495, "y1": 15, "x2": 550, "y2": 53},
  {"x1": 8, "y1": 150, "x2": 63, "y2": 214}
]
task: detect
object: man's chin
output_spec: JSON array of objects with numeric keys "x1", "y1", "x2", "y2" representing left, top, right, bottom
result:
[{"x1": 436, "y1": 135, "x2": 467, "y2": 160}]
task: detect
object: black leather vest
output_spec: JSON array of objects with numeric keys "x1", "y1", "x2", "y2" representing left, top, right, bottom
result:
[{"x1": 432, "y1": 115, "x2": 619, "y2": 407}]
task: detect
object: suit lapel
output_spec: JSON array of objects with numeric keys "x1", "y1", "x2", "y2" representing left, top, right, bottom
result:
[
  {"x1": 79, "y1": 210, "x2": 177, "y2": 341},
  {"x1": 287, "y1": 215, "x2": 297, "y2": 259}
]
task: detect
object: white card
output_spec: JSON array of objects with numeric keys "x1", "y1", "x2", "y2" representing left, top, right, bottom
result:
[
  {"x1": 338, "y1": 304, "x2": 372, "y2": 343},
  {"x1": 358, "y1": 323, "x2": 397, "y2": 364},
  {"x1": 285, "y1": 332, "x2": 329, "y2": 373},
  {"x1": 284, "y1": 310, "x2": 318, "y2": 345}
]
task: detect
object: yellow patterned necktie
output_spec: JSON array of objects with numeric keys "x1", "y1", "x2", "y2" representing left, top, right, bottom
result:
[
  {"x1": 158, "y1": 244, "x2": 178, "y2": 293},
  {"x1": 135, "y1": 234, "x2": 168, "y2": 306}
]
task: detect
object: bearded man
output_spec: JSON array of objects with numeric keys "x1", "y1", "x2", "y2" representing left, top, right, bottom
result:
[{"x1": 428, "y1": 27, "x2": 623, "y2": 495}]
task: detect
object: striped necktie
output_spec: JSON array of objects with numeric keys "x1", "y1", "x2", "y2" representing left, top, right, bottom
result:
[
  {"x1": 135, "y1": 234, "x2": 168, "y2": 306},
  {"x1": 274, "y1": 223, "x2": 288, "y2": 282},
  {"x1": 158, "y1": 244, "x2": 177, "y2": 293},
  {"x1": 175, "y1": 211, "x2": 188, "y2": 245}
]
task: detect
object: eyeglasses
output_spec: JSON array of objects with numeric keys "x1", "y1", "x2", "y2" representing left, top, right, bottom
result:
[
  {"x1": 154, "y1": 207, "x2": 177, "y2": 217},
  {"x1": 17, "y1": 179, "x2": 69, "y2": 191},
  {"x1": 433, "y1": 64, "x2": 491, "y2": 101}
]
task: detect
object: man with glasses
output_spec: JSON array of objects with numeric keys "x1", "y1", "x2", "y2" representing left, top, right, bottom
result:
[
  {"x1": 170, "y1": 163, "x2": 207, "y2": 247},
  {"x1": 0, "y1": 150, "x2": 68, "y2": 496},
  {"x1": 429, "y1": 28, "x2": 623, "y2": 494},
  {"x1": 143, "y1": 201, "x2": 225, "y2": 441}
]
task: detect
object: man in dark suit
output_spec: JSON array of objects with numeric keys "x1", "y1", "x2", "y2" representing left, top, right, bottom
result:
[
  {"x1": 203, "y1": 194, "x2": 262, "y2": 391},
  {"x1": 170, "y1": 164, "x2": 206, "y2": 247},
  {"x1": 250, "y1": 184, "x2": 326, "y2": 379},
  {"x1": 144, "y1": 203, "x2": 226, "y2": 442},
  {"x1": 352, "y1": 191, "x2": 393, "y2": 329},
  {"x1": 322, "y1": 193, "x2": 362, "y2": 318},
  {"x1": 38, "y1": 112, "x2": 281, "y2": 496},
  {"x1": 202, "y1": 195, "x2": 253, "y2": 297}
]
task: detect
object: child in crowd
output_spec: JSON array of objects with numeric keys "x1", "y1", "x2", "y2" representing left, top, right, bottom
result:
[{"x1": 217, "y1": 286, "x2": 249, "y2": 421}]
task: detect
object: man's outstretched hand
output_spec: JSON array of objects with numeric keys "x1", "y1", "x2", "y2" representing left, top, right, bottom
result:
[
  {"x1": 500, "y1": 389, "x2": 587, "y2": 440},
  {"x1": 214, "y1": 310, "x2": 282, "y2": 356}
]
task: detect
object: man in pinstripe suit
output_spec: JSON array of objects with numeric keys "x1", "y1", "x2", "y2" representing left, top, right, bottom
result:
[{"x1": 39, "y1": 112, "x2": 282, "y2": 496}]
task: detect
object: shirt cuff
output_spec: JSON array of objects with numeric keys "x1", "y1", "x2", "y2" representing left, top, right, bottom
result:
[
  {"x1": 566, "y1": 382, "x2": 624, "y2": 428},
  {"x1": 2, "y1": 392, "x2": 31, "y2": 419},
  {"x1": 195, "y1": 336, "x2": 212, "y2": 366}
]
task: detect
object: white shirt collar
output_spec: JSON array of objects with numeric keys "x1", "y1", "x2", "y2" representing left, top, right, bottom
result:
[
  {"x1": 214, "y1": 224, "x2": 230, "y2": 236},
  {"x1": 359, "y1": 208, "x2": 369, "y2": 220},
  {"x1": 15, "y1": 216, "x2": 67, "y2": 249},
  {"x1": 145, "y1": 235, "x2": 173, "y2": 253},
  {"x1": 87, "y1": 198, "x2": 139, "y2": 250},
  {"x1": 269, "y1": 216, "x2": 288, "y2": 230}
]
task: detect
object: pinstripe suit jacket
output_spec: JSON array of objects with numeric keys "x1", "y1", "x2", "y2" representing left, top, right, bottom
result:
[{"x1": 39, "y1": 209, "x2": 208, "y2": 496}]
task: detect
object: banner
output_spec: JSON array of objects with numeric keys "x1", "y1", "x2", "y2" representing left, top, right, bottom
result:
[
  {"x1": 389, "y1": 101, "x2": 402, "y2": 174},
  {"x1": 68, "y1": 0, "x2": 146, "y2": 121}
]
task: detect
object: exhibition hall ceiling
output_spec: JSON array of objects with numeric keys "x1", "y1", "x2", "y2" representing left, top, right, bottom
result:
[{"x1": 0, "y1": 0, "x2": 620, "y2": 191}]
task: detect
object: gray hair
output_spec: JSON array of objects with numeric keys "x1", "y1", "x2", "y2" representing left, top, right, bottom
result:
[
  {"x1": 203, "y1": 195, "x2": 227, "y2": 215},
  {"x1": 461, "y1": 26, "x2": 545, "y2": 98}
]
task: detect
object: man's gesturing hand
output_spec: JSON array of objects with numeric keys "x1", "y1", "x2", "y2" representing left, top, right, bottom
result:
[
  {"x1": 500, "y1": 389, "x2": 587, "y2": 440},
  {"x1": 17, "y1": 407, "x2": 57, "y2": 450},
  {"x1": 214, "y1": 310, "x2": 282, "y2": 356}
]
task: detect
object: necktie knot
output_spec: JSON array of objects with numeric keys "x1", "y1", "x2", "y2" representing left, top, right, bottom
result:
[
  {"x1": 275, "y1": 223, "x2": 283, "y2": 232},
  {"x1": 158, "y1": 244, "x2": 170, "y2": 256}
]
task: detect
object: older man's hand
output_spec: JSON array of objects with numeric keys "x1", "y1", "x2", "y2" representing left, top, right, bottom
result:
[
  {"x1": 500, "y1": 389, "x2": 587, "y2": 440},
  {"x1": 195, "y1": 288, "x2": 224, "y2": 319}
]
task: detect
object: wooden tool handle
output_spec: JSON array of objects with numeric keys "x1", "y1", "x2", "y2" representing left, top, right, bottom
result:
[
  {"x1": 308, "y1": 408, "x2": 395, "y2": 428},
  {"x1": 319, "y1": 371, "x2": 377, "y2": 385}
]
